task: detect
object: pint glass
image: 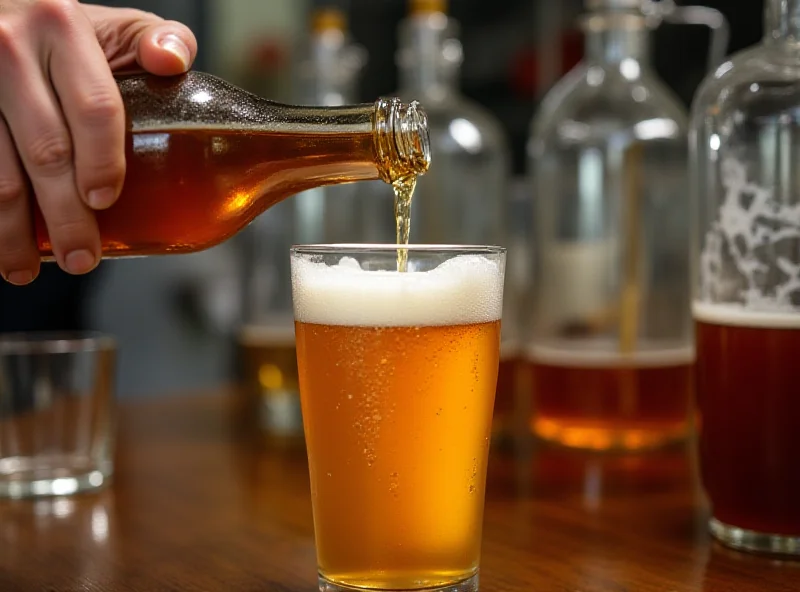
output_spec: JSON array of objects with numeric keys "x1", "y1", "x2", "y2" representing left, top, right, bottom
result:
[{"x1": 291, "y1": 245, "x2": 505, "y2": 592}]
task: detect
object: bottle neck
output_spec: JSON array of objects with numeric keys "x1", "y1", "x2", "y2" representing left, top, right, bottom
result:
[
  {"x1": 264, "y1": 98, "x2": 430, "y2": 186},
  {"x1": 766, "y1": 0, "x2": 800, "y2": 45},
  {"x1": 583, "y1": 15, "x2": 651, "y2": 66},
  {"x1": 397, "y1": 12, "x2": 462, "y2": 102}
]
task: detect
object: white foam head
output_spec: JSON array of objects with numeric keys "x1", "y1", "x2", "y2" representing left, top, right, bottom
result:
[
  {"x1": 526, "y1": 342, "x2": 695, "y2": 368},
  {"x1": 692, "y1": 302, "x2": 800, "y2": 329},
  {"x1": 291, "y1": 254, "x2": 504, "y2": 327}
]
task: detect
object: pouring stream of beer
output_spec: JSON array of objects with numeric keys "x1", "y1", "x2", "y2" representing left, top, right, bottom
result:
[{"x1": 393, "y1": 175, "x2": 417, "y2": 272}]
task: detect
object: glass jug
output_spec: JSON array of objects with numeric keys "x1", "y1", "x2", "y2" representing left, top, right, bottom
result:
[
  {"x1": 690, "y1": 0, "x2": 800, "y2": 556},
  {"x1": 526, "y1": 0, "x2": 728, "y2": 451}
]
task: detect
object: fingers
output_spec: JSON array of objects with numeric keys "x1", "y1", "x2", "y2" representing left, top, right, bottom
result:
[
  {"x1": 49, "y1": 4, "x2": 126, "y2": 211},
  {"x1": 0, "y1": 116, "x2": 39, "y2": 285},
  {"x1": 0, "y1": 0, "x2": 200, "y2": 280},
  {"x1": 0, "y1": 40, "x2": 100, "y2": 274}
]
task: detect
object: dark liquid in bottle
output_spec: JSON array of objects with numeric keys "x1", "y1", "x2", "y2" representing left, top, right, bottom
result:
[{"x1": 35, "y1": 127, "x2": 376, "y2": 258}]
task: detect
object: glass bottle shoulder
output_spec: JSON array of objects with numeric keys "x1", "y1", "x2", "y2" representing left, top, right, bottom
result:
[
  {"x1": 691, "y1": 43, "x2": 800, "y2": 129},
  {"x1": 530, "y1": 61, "x2": 688, "y2": 152}
]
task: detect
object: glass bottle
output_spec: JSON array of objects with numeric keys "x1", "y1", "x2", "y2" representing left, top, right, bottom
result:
[
  {"x1": 34, "y1": 70, "x2": 430, "y2": 260},
  {"x1": 526, "y1": 0, "x2": 727, "y2": 451},
  {"x1": 366, "y1": 0, "x2": 515, "y2": 441},
  {"x1": 690, "y1": 0, "x2": 800, "y2": 555},
  {"x1": 238, "y1": 3, "x2": 368, "y2": 443}
]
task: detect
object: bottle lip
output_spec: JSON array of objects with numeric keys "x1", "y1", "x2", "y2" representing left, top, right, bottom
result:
[{"x1": 373, "y1": 97, "x2": 431, "y2": 182}]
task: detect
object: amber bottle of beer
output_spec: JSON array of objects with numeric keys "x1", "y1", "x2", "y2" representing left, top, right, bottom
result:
[{"x1": 34, "y1": 71, "x2": 431, "y2": 259}]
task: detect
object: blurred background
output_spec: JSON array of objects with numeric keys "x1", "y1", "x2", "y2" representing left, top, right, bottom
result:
[{"x1": 0, "y1": 0, "x2": 764, "y2": 400}]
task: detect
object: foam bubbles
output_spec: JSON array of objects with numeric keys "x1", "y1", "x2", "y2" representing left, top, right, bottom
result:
[
  {"x1": 693, "y1": 301, "x2": 800, "y2": 329},
  {"x1": 699, "y1": 157, "x2": 800, "y2": 311},
  {"x1": 291, "y1": 254, "x2": 503, "y2": 327}
]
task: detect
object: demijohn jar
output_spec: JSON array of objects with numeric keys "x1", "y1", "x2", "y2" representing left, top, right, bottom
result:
[
  {"x1": 526, "y1": 0, "x2": 727, "y2": 451},
  {"x1": 690, "y1": 0, "x2": 800, "y2": 556}
]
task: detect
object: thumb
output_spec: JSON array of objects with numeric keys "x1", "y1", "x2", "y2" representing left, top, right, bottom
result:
[
  {"x1": 85, "y1": 5, "x2": 198, "y2": 75},
  {"x1": 135, "y1": 22, "x2": 198, "y2": 76}
]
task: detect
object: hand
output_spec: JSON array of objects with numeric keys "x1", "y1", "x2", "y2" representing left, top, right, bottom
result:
[{"x1": 0, "y1": 0, "x2": 197, "y2": 285}]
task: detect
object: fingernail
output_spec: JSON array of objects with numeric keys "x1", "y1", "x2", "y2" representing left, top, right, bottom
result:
[
  {"x1": 65, "y1": 249, "x2": 97, "y2": 275},
  {"x1": 158, "y1": 33, "x2": 191, "y2": 70},
  {"x1": 5, "y1": 269, "x2": 33, "y2": 286},
  {"x1": 88, "y1": 187, "x2": 116, "y2": 210}
]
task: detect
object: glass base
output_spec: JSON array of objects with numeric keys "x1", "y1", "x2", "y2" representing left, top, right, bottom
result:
[
  {"x1": 319, "y1": 572, "x2": 479, "y2": 592},
  {"x1": 710, "y1": 517, "x2": 800, "y2": 556},
  {"x1": 532, "y1": 418, "x2": 688, "y2": 452},
  {"x1": 0, "y1": 455, "x2": 112, "y2": 499}
]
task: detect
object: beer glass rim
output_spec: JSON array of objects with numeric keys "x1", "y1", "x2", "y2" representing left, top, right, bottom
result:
[
  {"x1": 291, "y1": 244, "x2": 506, "y2": 256},
  {"x1": 0, "y1": 331, "x2": 117, "y2": 355}
]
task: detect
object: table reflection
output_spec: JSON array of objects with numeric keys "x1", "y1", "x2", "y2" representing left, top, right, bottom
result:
[{"x1": 0, "y1": 491, "x2": 116, "y2": 589}]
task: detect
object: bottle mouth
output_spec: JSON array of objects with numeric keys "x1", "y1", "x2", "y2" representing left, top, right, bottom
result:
[
  {"x1": 374, "y1": 97, "x2": 431, "y2": 183},
  {"x1": 396, "y1": 99, "x2": 432, "y2": 175}
]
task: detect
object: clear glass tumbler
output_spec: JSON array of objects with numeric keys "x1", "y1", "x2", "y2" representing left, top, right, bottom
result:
[
  {"x1": 291, "y1": 244, "x2": 505, "y2": 592},
  {"x1": 0, "y1": 332, "x2": 117, "y2": 498}
]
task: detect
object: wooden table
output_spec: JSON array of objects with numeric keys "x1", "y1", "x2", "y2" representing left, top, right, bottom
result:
[{"x1": 1, "y1": 390, "x2": 798, "y2": 591}]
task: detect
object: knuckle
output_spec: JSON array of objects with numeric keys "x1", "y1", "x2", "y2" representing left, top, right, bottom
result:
[
  {"x1": 77, "y1": 88, "x2": 123, "y2": 125},
  {"x1": 0, "y1": 227, "x2": 34, "y2": 268},
  {"x1": 127, "y1": 9, "x2": 159, "y2": 22},
  {"x1": 0, "y1": 177, "x2": 25, "y2": 206},
  {"x1": 26, "y1": 132, "x2": 73, "y2": 173},
  {"x1": 31, "y1": 0, "x2": 78, "y2": 30},
  {"x1": 79, "y1": 156, "x2": 125, "y2": 190},
  {"x1": 51, "y1": 215, "x2": 94, "y2": 242},
  {"x1": 0, "y1": 244, "x2": 33, "y2": 267},
  {"x1": 0, "y1": 23, "x2": 22, "y2": 61}
]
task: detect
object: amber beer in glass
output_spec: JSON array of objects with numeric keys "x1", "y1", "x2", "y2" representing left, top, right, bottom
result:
[{"x1": 291, "y1": 245, "x2": 505, "y2": 592}]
